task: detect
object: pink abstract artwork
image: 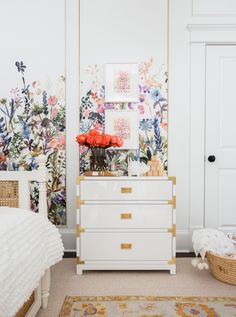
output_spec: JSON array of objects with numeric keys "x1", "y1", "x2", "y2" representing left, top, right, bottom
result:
[
  {"x1": 113, "y1": 118, "x2": 131, "y2": 141},
  {"x1": 114, "y1": 71, "x2": 131, "y2": 94}
]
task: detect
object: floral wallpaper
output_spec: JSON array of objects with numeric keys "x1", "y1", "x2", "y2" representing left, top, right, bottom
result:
[
  {"x1": 80, "y1": 58, "x2": 168, "y2": 175},
  {"x1": 0, "y1": 62, "x2": 66, "y2": 225}
]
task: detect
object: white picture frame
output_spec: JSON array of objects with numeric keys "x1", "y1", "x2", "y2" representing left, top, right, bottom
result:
[
  {"x1": 105, "y1": 110, "x2": 139, "y2": 149},
  {"x1": 105, "y1": 63, "x2": 139, "y2": 102}
]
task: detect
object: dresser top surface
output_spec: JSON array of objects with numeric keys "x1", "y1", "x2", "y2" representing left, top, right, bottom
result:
[{"x1": 77, "y1": 176, "x2": 175, "y2": 182}]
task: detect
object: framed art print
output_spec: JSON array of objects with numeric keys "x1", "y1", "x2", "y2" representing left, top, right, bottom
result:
[
  {"x1": 105, "y1": 63, "x2": 139, "y2": 102},
  {"x1": 105, "y1": 110, "x2": 139, "y2": 149}
]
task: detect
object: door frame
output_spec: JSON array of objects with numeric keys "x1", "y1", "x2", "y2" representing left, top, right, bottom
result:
[{"x1": 188, "y1": 24, "x2": 236, "y2": 248}]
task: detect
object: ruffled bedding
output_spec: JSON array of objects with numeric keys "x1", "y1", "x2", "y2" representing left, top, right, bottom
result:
[{"x1": 0, "y1": 207, "x2": 64, "y2": 317}]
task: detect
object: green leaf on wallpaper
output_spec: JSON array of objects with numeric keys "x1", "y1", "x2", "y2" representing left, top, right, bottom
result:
[
  {"x1": 53, "y1": 106, "x2": 65, "y2": 128},
  {"x1": 139, "y1": 149, "x2": 148, "y2": 159},
  {"x1": 8, "y1": 132, "x2": 24, "y2": 159},
  {"x1": 127, "y1": 152, "x2": 136, "y2": 160},
  {"x1": 31, "y1": 103, "x2": 44, "y2": 115}
]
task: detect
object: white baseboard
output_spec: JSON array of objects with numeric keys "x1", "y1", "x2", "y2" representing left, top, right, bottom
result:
[
  {"x1": 176, "y1": 230, "x2": 192, "y2": 252},
  {"x1": 59, "y1": 228, "x2": 76, "y2": 251}
]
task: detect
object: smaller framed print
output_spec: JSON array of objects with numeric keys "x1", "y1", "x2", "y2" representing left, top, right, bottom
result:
[
  {"x1": 105, "y1": 110, "x2": 139, "y2": 149},
  {"x1": 105, "y1": 63, "x2": 139, "y2": 102}
]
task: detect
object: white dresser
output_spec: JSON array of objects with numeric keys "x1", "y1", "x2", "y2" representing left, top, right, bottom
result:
[{"x1": 76, "y1": 176, "x2": 176, "y2": 274}]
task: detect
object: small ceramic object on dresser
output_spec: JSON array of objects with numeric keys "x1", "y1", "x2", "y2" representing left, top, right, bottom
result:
[{"x1": 127, "y1": 158, "x2": 150, "y2": 176}]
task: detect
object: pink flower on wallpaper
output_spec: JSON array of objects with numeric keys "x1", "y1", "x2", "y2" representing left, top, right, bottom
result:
[
  {"x1": 32, "y1": 80, "x2": 40, "y2": 88},
  {"x1": 114, "y1": 118, "x2": 130, "y2": 141},
  {"x1": 96, "y1": 104, "x2": 105, "y2": 113},
  {"x1": 138, "y1": 104, "x2": 145, "y2": 115},
  {"x1": 161, "y1": 122, "x2": 168, "y2": 131},
  {"x1": 83, "y1": 109, "x2": 90, "y2": 118},
  {"x1": 93, "y1": 122, "x2": 102, "y2": 131},
  {"x1": 114, "y1": 71, "x2": 131, "y2": 93},
  {"x1": 48, "y1": 133, "x2": 66, "y2": 149},
  {"x1": 48, "y1": 139, "x2": 58, "y2": 148},
  {"x1": 58, "y1": 133, "x2": 66, "y2": 148},
  {"x1": 32, "y1": 80, "x2": 42, "y2": 95},
  {"x1": 10, "y1": 88, "x2": 21, "y2": 104},
  {"x1": 48, "y1": 95, "x2": 58, "y2": 106},
  {"x1": 52, "y1": 107, "x2": 59, "y2": 119},
  {"x1": 80, "y1": 146, "x2": 88, "y2": 154}
]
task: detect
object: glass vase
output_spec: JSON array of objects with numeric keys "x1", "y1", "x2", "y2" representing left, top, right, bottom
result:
[{"x1": 90, "y1": 147, "x2": 107, "y2": 171}]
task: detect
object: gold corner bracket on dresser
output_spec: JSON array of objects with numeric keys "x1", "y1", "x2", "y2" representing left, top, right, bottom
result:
[
  {"x1": 168, "y1": 224, "x2": 176, "y2": 237},
  {"x1": 168, "y1": 257, "x2": 176, "y2": 265},
  {"x1": 76, "y1": 196, "x2": 85, "y2": 208},
  {"x1": 168, "y1": 196, "x2": 176, "y2": 209},
  {"x1": 76, "y1": 257, "x2": 85, "y2": 265},
  {"x1": 76, "y1": 175, "x2": 85, "y2": 184},
  {"x1": 168, "y1": 176, "x2": 176, "y2": 185},
  {"x1": 76, "y1": 224, "x2": 85, "y2": 237}
]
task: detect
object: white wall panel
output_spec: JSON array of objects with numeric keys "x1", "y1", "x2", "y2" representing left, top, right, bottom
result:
[
  {"x1": 168, "y1": 0, "x2": 192, "y2": 250},
  {"x1": 80, "y1": 0, "x2": 167, "y2": 91},
  {"x1": 192, "y1": 0, "x2": 236, "y2": 16}
]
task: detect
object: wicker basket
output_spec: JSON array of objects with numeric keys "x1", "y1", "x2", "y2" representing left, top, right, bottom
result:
[{"x1": 206, "y1": 251, "x2": 236, "y2": 285}]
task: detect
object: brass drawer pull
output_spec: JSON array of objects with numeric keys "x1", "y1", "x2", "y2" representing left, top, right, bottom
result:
[
  {"x1": 121, "y1": 213, "x2": 132, "y2": 219},
  {"x1": 121, "y1": 187, "x2": 132, "y2": 193},
  {"x1": 120, "y1": 243, "x2": 132, "y2": 250}
]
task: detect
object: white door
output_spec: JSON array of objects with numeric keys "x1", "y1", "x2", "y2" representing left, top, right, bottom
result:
[{"x1": 205, "y1": 45, "x2": 236, "y2": 233}]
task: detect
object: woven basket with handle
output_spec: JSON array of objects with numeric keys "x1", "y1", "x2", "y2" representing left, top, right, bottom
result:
[{"x1": 206, "y1": 251, "x2": 236, "y2": 285}]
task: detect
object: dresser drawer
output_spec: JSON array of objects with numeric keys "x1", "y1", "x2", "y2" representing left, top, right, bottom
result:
[
  {"x1": 80, "y1": 232, "x2": 172, "y2": 261},
  {"x1": 80, "y1": 180, "x2": 172, "y2": 201},
  {"x1": 80, "y1": 204, "x2": 172, "y2": 229}
]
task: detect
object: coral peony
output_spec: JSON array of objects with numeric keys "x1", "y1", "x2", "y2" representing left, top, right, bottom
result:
[
  {"x1": 76, "y1": 129, "x2": 123, "y2": 149},
  {"x1": 93, "y1": 135, "x2": 103, "y2": 146},
  {"x1": 76, "y1": 134, "x2": 86, "y2": 145}
]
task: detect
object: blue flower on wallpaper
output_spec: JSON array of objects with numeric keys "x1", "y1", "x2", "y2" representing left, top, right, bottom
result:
[
  {"x1": 79, "y1": 120, "x2": 91, "y2": 132},
  {"x1": 28, "y1": 156, "x2": 37, "y2": 170},
  {"x1": 15, "y1": 61, "x2": 26, "y2": 74},
  {"x1": 150, "y1": 87, "x2": 163, "y2": 102},
  {"x1": 140, "y1": 118, "x2": 153, "y2": 132}
]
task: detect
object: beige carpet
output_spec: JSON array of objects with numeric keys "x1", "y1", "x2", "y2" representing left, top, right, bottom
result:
[{"x1": 36, "y1": 258, "x2": 236, "y2": 317}]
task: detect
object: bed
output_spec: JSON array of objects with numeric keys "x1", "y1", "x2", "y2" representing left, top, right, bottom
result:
[{"x1": 0, "y1": 155, "x2": 64, "y2": 317}]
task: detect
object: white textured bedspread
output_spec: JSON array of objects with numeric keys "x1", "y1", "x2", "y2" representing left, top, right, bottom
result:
[{"x1": 0, "y1": 207, "x2": 64, "y2": 317}]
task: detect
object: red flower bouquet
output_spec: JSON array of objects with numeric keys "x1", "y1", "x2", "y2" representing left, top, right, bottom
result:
[
  {"x1": 76, "y1": 129, "x2": 123, "y2": 149},
  {"x1": 76, "y1": 129, "x2": 123, "y2": 171}
]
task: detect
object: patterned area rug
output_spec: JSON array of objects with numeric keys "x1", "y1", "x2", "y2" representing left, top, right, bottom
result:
[{"x1": 59, "y1": 296, "x2": 236, "y2": 317}]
